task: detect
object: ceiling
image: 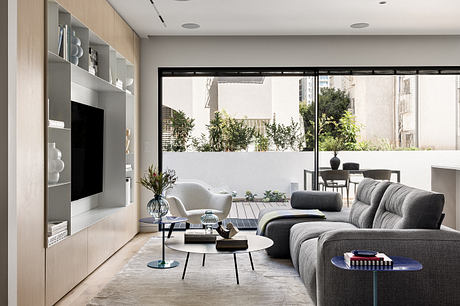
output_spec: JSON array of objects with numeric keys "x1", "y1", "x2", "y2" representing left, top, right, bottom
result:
[{"x1": 107, "y1": 0, "x2": 460, "y2": 38}]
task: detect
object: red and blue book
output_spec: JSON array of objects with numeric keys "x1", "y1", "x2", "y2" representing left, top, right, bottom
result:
[{"x1": 344, "y1": 252, "x2": 393, "y2": 267}]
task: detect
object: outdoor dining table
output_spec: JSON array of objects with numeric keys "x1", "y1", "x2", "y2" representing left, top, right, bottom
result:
[{"x1": 303, "y1": 168, "x2": 401, "y2": 190}]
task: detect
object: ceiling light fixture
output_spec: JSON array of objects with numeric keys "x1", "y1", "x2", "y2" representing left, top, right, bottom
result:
[
  {"x1": 350, "y1": 22, "x2": 370, "y2": 29},
  {"x1": 149, "y1": 0, "x2": 167, "y2": 28},
  {"x1": 182, "y1": 23, "x2": 200, "y2": 29},
  {"x1": 379, "y1": 1, "x2": 387, "y2": 4}
]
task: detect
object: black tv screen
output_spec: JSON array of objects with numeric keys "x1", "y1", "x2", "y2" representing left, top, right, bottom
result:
[{"x1": 71, "y1": 102, "x2": 104, "y2": 201}]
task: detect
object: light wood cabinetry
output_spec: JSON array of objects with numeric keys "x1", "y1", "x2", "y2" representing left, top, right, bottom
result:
[
  {"x1": 17, "y1": 0, "x2": 46, "y2": 305},
  {"x1": 43, "y1": 1, "x2": 140, "y2": 305},
  {"x1": 46, "y1": 229, "x2": 88, "y2": 306},
  {"x1": 55, "y1": 0, "x2": 135, "y2": 63}
]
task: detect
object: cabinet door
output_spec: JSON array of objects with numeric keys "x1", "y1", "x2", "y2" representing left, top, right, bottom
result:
[
  {"x1": 87, "y1": 216, "x2": 114, "y2": 273},
  {"x1": 46, "y1": 229, "x2": 88, "y2": 306}
]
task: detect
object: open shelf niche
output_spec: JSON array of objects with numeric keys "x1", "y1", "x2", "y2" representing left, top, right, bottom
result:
[{"x1": 46, "y1": 0, "x2": 136, "y2": 246}]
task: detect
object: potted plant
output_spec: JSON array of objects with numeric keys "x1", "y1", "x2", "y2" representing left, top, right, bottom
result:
[
  {"x1": 322, "y1": 137, "x2": 343, "y2": 170},
  {"x1": 139, "y1": 165, "x2": 178, "y2": 220}
]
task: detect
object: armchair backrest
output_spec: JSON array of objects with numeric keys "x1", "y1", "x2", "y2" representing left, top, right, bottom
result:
[{"x1": 166, "y1": 181, "x2": 213, "y2": 210}]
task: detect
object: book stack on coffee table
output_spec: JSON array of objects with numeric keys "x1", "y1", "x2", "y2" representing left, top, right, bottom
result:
[
  {"x1": 344, "y1": 251, "x2": 393, "y2": 267},
  {"x1": 216, "y1": 236, "x2": 248, "y2": 250},
  {"x1": 184, "y1": 229, "x2": 218, "y2": 243}
]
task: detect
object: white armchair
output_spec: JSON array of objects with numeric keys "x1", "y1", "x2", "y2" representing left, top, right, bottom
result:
[{"x1": 166, "y1": 181, "x2": 232, "y2": 225}]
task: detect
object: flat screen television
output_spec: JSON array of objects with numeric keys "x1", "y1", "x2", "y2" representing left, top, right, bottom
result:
[{"x1": 71, "y1": 101, "x2": 104, "y2": 201}]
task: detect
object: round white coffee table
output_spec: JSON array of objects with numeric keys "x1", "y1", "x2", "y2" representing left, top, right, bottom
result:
[{"x1": 166, "y1": 234, "x2": 273, "y2": 284}]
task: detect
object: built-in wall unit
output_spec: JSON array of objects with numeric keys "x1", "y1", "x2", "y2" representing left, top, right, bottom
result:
[{"x1": 45, "y1": 1, "x2": 139, "y2": 304}]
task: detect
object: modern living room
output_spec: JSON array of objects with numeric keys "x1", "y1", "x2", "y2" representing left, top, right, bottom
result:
[{"x1": 3, "y1": 0, "x2": 460, "y2": 305}]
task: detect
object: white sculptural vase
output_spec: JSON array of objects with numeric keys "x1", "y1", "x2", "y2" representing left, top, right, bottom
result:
[{"x1": 48, "y1": 143, "x2": 65, "y2": 184}]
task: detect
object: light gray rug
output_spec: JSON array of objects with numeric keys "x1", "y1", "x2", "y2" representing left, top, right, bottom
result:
[{"x1": 89, "y1": 233, "x2": 314, "y2": 306}]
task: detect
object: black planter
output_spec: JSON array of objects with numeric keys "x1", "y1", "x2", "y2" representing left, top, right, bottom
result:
[{"x1": 330, "y1": 155, "x2": 340, "y2": 170}]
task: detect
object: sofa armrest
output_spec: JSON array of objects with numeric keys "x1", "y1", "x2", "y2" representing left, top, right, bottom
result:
[
  {"x1": 291, "y1": 191, "x2": 342, "y2": 211},
  {"x1": 316, "y1": 229, "x2": 460, "y2": 306}
]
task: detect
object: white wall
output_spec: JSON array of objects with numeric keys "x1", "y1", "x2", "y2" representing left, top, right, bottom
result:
[
  {"x1": 140, "y1": 35, "x2": 460, "y2": 224},
  {"x1": 165, "y1": 151, "x2": 460, "y2": 198},
  {"x1": 218, "y1": 80, "x2": 272, "y2": 119},
  {"x1": 419, "y1": 75, "x2": 457, "y2": 149}
]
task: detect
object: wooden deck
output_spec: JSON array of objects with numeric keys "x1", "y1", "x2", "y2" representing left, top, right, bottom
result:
[{"x1": 228, "y1": 201, "x2": 290, "y2": 219}]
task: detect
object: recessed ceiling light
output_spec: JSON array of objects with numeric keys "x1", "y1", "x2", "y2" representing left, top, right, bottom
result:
[
  {"x1": 350, "y1": 22, "x2": 370, "y2": 29},
  {"x1": 182, "y1": 23, "x2": 200, "y2": 29},
  {"x1": 379, "y1": 1, "x2": 387, "y2": 4}
]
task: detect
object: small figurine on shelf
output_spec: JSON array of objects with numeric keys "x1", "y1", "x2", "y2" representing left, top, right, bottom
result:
[
  {"x1": 126, "y1": 129, "x2": 131, "y2": 154},
  {"x1": 216, "y1": 222, "x2": 239, "y2": 239}
]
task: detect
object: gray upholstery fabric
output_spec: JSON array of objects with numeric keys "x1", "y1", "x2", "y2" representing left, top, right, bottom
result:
[
  {"x1": 261, "y1": 208, "x2": 350, "y2": 258},
  {"x1": 291, "y1": 191, "x2": 343, "y2": 211},
  {"x1": 290, "y1": 221, "x2": 357, "y2": 271},
  {"x1": 348, "y1": 178, "x2": 391, "y2": 228},
  {"x1": 373, "y1": 183, "x2": 444, "y2": 229},
  {"x1": 297, "y1": 238, "x2": 318, "y2": 304},
  {"x1": 316, "y1": 228, "x2": 460, "y2": 306}
]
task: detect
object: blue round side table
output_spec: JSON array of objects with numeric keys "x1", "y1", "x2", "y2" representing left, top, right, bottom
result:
[
  {"x1": 331, "y1": 256, "x2": 422, "y2": 306},
  {"x1": 140, "y1": 216, "x2": 188, "y2": 269}
]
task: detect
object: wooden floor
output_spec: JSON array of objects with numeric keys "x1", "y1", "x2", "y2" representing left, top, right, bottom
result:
[
  {"x1": 56, "y1": 233, "x2": 153, "y2": 306},
  {"x1": 228, "y1": 201, "x2": 290, "y2": 219}
]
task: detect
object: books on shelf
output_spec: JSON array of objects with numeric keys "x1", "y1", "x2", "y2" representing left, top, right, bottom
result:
[
  {"x1": 49, "y1": 119, "x2": 65, "y2": 129},
  {"x1": 58, "y1": 24, "x2": 70, "y2": 61},
  {"x1": 344, "y1": 252, "x2": 393, "y2": 267},
  {"x1": 48, "y1": 221, "x2": 68, "y2": 246},
  {"x1": 48, "y1": 220, "x2": 67, "y2": 236},
  {"x1": 48, "y1": 230, "x2": 68, "y2": 247},
  {"x1": 216, "y1": 236, "x2": 248, "y2": 250},
  {"x1": 184, "y1": 229, "x2": 218, "y2": 243}
]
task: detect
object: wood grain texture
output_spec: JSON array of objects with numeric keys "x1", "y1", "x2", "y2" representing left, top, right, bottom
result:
[
  {"x1": 56, "y1": 0, "x2": 135, "y2": 63},
  {"x1": 0, "y1": 0, "x2": 8, "y2": 303},
  {"x1": 133, "y1": 34, "x2": 140, "y2": 235},
  {"x1": 46, "y1": 230, "x2": 88, "y2": 306},
  {"x1": 17, "y1": 0, "x2": 46, "y2": 305}
]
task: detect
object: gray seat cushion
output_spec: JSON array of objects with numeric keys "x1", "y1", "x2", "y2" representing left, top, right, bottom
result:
[
  {"x1": 261, "y1": 208, "x2": 350, "y2": 258},
  {"x1": 297, "y1": 238, "x2": 318, "y2": 304},
  {"x1": 348, "y1": 178, "x2": 391, "y2": 228},
  {"x1": 291, "y1": 191, "x2": 342, "y2": 211},
  {"x1": 373, "y1": 183, "x2": 445, "y2": 229},
  {"x1": 290, "y1": 221, "x2": 357, "y2": 271}
]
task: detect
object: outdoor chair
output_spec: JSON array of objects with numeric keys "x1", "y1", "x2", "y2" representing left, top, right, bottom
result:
[
  {"x1": 343, "y1": 162, "x2": 361, "y2": 194},
  {"x1": 319, "y1": 170, "x2": 350, "y2": 206},
  {"x1": 363, "y1": 169, "x2": 392, "y2": 181}
]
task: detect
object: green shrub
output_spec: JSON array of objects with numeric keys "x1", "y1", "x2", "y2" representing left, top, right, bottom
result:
[
  {"x1": 245, "y1": 191, "x2": 257, "y2": 202},
  {"x1": 262, "y1": 190, "x2": 287, "y2": 202}
]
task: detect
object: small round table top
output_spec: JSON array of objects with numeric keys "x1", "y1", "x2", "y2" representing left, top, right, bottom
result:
[
  {"x1": 139, "y1": 216, "x2": 188, "y2": 225},
  {"x1": 166, "y1": 233, "x2": 274, "y2": 255},
  {"x1": 331, "y1": 256, "x2": 423, "y2": 272}
]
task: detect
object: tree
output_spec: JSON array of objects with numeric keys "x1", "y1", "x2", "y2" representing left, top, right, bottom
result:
[
  {"x1": 223, "y1": 115, "x2": 255, "y2": 151},
  {"x1": 170, "y1": 110, "x2": 194, "y2": 152},
  {"x1": 300, "y1": 87, "x2": 351, "y2": 150},
  {"x1": 208, "y1": 111, "x2": 224, "y2": 151}
]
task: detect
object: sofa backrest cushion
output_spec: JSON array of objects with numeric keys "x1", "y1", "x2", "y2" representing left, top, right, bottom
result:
[
  {"x1": 291, "y1": 191, "x2": 342, "y2": 211},
  {"x1": 372, "y1": 183, "x2": 445, "y2": 229},
  {"x1": 349, "y1": 178, "x2": 391, "y2": 228}
]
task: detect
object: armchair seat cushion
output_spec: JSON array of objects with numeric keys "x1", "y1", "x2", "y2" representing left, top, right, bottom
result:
[{"x1": 290, "y1": 221, "x2": 357, "y2": 271}]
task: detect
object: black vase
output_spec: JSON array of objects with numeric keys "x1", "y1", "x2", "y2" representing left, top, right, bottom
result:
[{"x1": 330, "y1": 155, "x2": 340, "y2": 170}]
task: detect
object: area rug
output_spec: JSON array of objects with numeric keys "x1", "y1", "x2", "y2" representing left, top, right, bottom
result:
[{"x1": 89, "y1": 233, "x2": 314, "y2": 306}]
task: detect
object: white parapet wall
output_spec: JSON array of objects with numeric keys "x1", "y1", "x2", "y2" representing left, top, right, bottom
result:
[{"x1": 164, "y1": 150, "x2": 460, "y2": 197}]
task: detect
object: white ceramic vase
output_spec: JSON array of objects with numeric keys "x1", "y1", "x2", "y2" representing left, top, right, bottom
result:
[{"x1": 48, "y1": 143, "x2": 65, "y2": 184}]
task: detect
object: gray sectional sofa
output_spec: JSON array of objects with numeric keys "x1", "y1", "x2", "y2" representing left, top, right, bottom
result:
[{"x1": 257, "y1": 178, "x2": 460, "y2": 306}]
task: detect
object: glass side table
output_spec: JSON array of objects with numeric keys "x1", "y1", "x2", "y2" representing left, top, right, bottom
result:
[
  {"x1": 331, "y1": 255, "x2": 422, "y2": 306},
  {"x1": 140, "y1": 216, "x2": 188, "y2": 269}
]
